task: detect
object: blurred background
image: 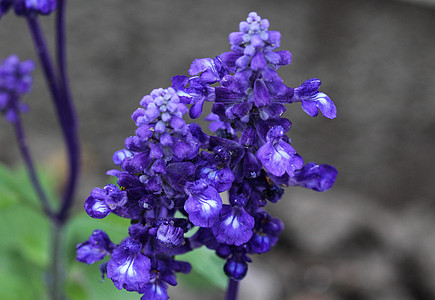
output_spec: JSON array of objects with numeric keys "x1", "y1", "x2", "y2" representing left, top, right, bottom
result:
[{"x1": 0, "y1": 0, "x2": 434, "y2": 299}]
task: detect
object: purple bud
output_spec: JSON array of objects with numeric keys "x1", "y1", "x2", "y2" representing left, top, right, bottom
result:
[{"x1": 224, "y1": 256, "x2": 248, "y2": 281}]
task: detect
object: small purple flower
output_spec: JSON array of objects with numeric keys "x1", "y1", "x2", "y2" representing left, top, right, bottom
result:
[
  {"x1": 156, "y1": 224, "x2": 185, "y2": 248},
  {"x1": 257, "y1": 126, "x2": 304, "y2": 177},
  {"x1": 184, "y1": 180, "x2": 223, "y2": 228},
  {"x1": 287, "y1": 162, "x2": 338, "y2": 191},
  {"x1": 107, "y1": 238, "x2": 151, "y2": 292},
  {"x1": 248, "y1": 212, "x2": 283, "y2": 254},
  {"x1": 188, "y1": 56, "x2": 229, "y2": 84},
  {"x1": 294, "y1": 78, "x2": 336, "y2": 119},
  {"x1": 172, "y1": 75, "x2": 216, "y2": 119},
  {"x1": 205, "y1": 113, "x2": 235, "y2": 136},
  {"x1": 196, "y1": 138, "x2": 244, "y2": 192},
  {"x1": 212, "y1": 204, "x2": 255, "y2": 246},
  {"x1": 224, "y1": 255, "x2": 248, "y2": 281},
  {"x1": 84, "y1": 184, "x2": 128, "y2": 219},
  {"x1": 113, "y1": 149, "x2": 133, "y2": 165},
  {"x1": 140, "y1": 258, "x2": 191, "y2": 300},
  {"x1": 76, "y1": 230, "x2": 115, "y2": 264},
  {"x1": 141, "y1": 280, "x2": 169, "y2": 300}
]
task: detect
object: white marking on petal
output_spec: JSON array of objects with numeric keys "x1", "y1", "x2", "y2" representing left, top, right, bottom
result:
[
  {"x1": 93, "y1": 201, "x2": 109, "y2": 213},
  {"x1": 117, "y1": 258, "x2": 135, "y2": 277},
  {"x1": 155, "y1": 284, "x2": 164, "y2": 295},
  {"x1": 198, "y1": 193, "x2": 219, "y2": 215},
  {"x1": 224, "y1": 215, "x2": 234, "y2": 226},
  {"x1": 314, "y1": 92, "x2": 328, "y2": 104},
  {"x1": 232, "y1": 216, "x2": 240, "y2": 229},
  {"x1": 275, "y1": 145, "x2": 291, "y2": 159}
]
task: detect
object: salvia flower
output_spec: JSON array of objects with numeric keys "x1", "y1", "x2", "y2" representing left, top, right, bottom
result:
[
  {"x1": 78, "y1": 11, "x2": 338, "y2": 296},
  {"x1": 293, "y1": 78, "x2": 337, "y2": 119},
  {"x1": 107, "y1": 238, "x2": 151, "y2": 292},
  {"x1": 76, "y1": 230, "x2": 115, "y2": 265},
  {"x1": 287, "y1": 162, "x2": 338, "y2": 192},
  {"x1": 257, "y1": 125, "x2": 304, "y2": 177}
]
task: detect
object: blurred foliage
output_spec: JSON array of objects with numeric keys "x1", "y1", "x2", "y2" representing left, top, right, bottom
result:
[{"x1": 0, "y1": 163, "x2": 226, "y2": 299}]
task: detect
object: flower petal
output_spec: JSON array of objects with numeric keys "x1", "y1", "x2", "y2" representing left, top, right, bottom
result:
[
  {"x1": 184, "y1": 186, "x2": 222, "y2": 227},
  {"x1": 254, "y1": 79, "x2": 270, "y2": 107},
  {"x1": 212, "y1": 205, "x2": 254, "y2": 246},
  {"x1": 107, "y1": 239, "x2": 151, "y2": 292}
]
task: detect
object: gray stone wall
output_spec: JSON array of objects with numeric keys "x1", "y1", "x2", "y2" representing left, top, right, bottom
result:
[{"x1": 1, "y1": 0, "x2": 434, "y2": 299}]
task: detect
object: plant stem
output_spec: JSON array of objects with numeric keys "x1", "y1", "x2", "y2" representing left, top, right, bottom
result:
[
  {"x1": 27, "y1": 10, "x2": 80, "y2": 300},
  {"x1": 225, "y1": 279, "x2": 239, "y2": 300},
  {"x1": 26, "y1": 10, "x2": 80, "y2": 224},
  {"x1": 26, "y1": 15, "x2": 66, "y2": 129},
  {"x1": 56, "y1": 0, "x2": 80, "y2": 222},
  {"x1": 55, "y1": 0, "x2": 80, "y2": 224},
  {"x1": 49, "y1": 221, "x2": 66, "y2": 300},
  {"x1": 11, "y1": 101, "x2": 53, "y2": 217}
]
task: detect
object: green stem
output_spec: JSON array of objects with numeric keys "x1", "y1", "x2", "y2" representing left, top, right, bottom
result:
[{"x1": 49, "y1": 221, "x2": 66, "y2": 300}]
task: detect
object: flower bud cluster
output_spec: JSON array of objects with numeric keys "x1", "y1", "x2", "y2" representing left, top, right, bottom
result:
[{"x1": 0, "y1": 54, "x2": 34, "y2": 122}]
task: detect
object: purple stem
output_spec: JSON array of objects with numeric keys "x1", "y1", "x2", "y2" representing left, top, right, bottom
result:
[
  {"x1": 26, "y1": 13, "x2": 79, "y2": 224},
  {"x1": 56, "y1": 0, "x2": 80, "y2": 223},
  {"x1": 11, "y1": 99, "x2": 54, "y2": 218},
  {"x1": 225, "y1": 279, "x2": 239, "y2": 300},
  {"x1": 26, "y1": 15, "x2": 66, "y2": 127}
]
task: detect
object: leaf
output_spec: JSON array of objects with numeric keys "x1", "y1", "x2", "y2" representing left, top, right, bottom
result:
[
  {"x1": 0, "y1": 204, "x2": 50, "y2": 267},
  {"x1": 177, "y1": 246, "x2": 227, "y2": 290},
  {"x1": 0, "y1": 249, "x2": 46, "y2": 299}
]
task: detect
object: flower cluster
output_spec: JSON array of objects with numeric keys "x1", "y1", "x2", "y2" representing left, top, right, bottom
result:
[
  {"x1": 0, "y1": 0, "x2": 56, "y2": 19},
  {"x1": 0, "y1": 54, "x2": 34, "y2": 122},
  {"x1": 77, "y1": 12, "x2": 338, "y2": 299}
]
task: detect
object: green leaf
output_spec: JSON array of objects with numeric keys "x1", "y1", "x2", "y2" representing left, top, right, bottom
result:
[
  {"x1": 0, "y1": 204, "x2": 50, "y2": 267},
  {"x1": 177, "y1": 246, "x2": 227, "y2": 290},
  {"x1": 0, "y1": 249, "x2": 46, "y2": 300}
]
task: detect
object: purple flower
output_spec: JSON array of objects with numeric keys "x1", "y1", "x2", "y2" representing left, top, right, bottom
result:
[
  {"x1": 156, "y1": 224, "x2": 185, "y2": 248},
  {"x1": 294, "y1": 78, "x2": 337, "y2": 119},
  {"x1": 188, "y1": 56, "x2": 229, "y2": 84},
  {"x1": 196, "y1": 137, "x2": 244, "y2": 192},
  {"x1": 205, "y1": 112, "x2": 235, "y2": 136},
  {"x1": 224, "y1": 255, "x2": 248, "y2": 281},
  {"x1": 107, "y1": 238, "x2": 151, "y2": 292},
  {"x1": 140, "y1": 259, "x2": 191, "y2": 300},
  {"x1": 212, "y1": 204, "x2": 255, "y2": 246},
  {"x1": 113, "y1": 149, "x2": 133, "y2": 165},
  {"x1": 76, "y1": 230, "x2": 115, "y2": 264},
  {"x1": 257, "y1": 126, "x2": 304, "y2": 177},
  {"x1": 172, "y1": 75, "x2": 216, "y2": 119},
  {"x1": 184, "y1": 180, "x2": 222, "y2": 228},
  {"x1": 84, "y1": 184, "x2": 128, "y2": 219},
  {"x1": 287, "y1": 162, "x2": 338, "y2": 191},
  {"x1": 78, "y1": 11, "x2": 339, "y2": 292},
  {"x1": 248, "y1": 212, "x2": 283, "y2": 254},
  {"x1": 141, "y1": 281, "x2": 169, "y2": 300}
]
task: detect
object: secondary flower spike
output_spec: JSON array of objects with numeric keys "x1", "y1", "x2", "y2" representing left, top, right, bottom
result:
[
  {"x1": 0, "y1": 54, "x2": 34, "y2": 122},
  {"x1": 0, "y1": 0, "x2": 56, "y2": 19}
]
